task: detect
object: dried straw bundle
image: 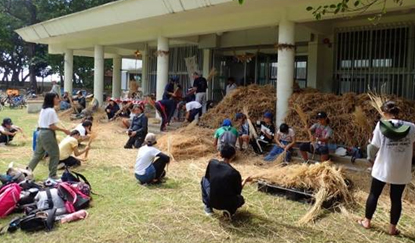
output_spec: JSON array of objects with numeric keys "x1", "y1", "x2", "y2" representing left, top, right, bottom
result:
[
  {"x1": 275, "y1": 151, "x2": 286, "y2": 164},
  {"x1": 157, "y1": 126, "x2": 216, "y2": 161},
  {"x1": 251, "y1": 162, "x2": 353, "y2": 224},
  {"x1": 199, "y1": 85, "x2": 276, "y2": 128}
]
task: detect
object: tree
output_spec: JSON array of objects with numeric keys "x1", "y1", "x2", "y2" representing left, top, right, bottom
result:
[
  {"x1": 0, "y1": 0, "x2": 118, "y2": 91},
  {"x1": 306, "y1": 0, "x2": 404, "y2": 21}
]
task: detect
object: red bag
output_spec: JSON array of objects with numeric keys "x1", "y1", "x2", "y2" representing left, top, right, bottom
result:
[
  {"x1": 0, "y1": 183, "x2": 21, "y2": 218},
  {"x1": 57, "y1": 182, "x2": 90, "y2": 214}
]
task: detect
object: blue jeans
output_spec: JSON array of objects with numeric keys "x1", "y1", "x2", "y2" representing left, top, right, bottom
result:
[
  {"x1": 135, "y1": 164, "x2": 156, "y2": 184},
  {"x1": 264, "y1": 141, "x2": 292, "y2": 162},
  {"x1": 201, "y1": 177, "x2": 211, "y2": 208}
]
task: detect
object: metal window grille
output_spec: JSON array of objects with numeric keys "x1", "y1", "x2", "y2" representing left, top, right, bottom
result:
[{"x1": 334, "y1": 23, "x2": 415, "y2": 99}]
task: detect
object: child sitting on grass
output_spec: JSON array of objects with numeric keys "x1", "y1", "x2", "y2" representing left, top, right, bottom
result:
[{"x1": 264, "y1": 123, "x2": 296, "y2": 163}]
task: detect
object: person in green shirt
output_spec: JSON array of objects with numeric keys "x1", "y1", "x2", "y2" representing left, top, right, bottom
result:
[{"x1": 214, "y1": 119, "x2": 239, "y2": 151}]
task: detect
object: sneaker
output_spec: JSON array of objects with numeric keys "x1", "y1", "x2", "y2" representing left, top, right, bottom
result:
[
  {"x1": 204, "y1": 206, "x2": 214, "y2": 216},
  {"x1": 57, "y1": 163, "x2": 66, "y2": 170},
  {"x1": 223, "y1": 210, "x2": 232, "y2": 220},
  {"x1": 124, "y1": 145, "x2": 133, "y2": 149}
]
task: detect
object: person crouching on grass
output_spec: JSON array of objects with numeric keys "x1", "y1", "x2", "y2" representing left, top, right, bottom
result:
[
  {"x1": 0, "y1": 118, "x2": 24, "y2": 146},
  {"x1": 27, "y1": 93, "x2": 70, "y2": 180},
  {"x1": 264, "y1": 123, "x2": 296, "y2": 164},
  {"x1": 201, "y1": 145, "x2": 252, "y2": 220},
  {"x1": 134, "y1": 133, "x2": 170, "y2": 185},
  {"x1": 58, "y1": 130, "x2": 90, "y2": 169},
  {"x1": 299, "y1": 111, "x2": 333, "y2": 163},
  {"x1": 125, "y1": 104, "x2": 148, "y2": 149},
  {"x1": 213, "y1": 119, "x2": 238, "y2": 151},
  {"x1": 358, "y1": 101, "x2": 415, "y2": 236}
]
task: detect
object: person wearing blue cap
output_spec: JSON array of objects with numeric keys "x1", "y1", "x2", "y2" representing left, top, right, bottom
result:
[
  {"x1": 235, "y1": 113, "x2": 250, "y2": 150},
  {"x1": 0, "y1": 118, "x2": 23, "y2": 145},
  {"x1": 250, "y1": 112, "x2": 275, "y2": 154},
  {"x1": 163, "y1": 77, "x2": 179, "y2": 100},
  {"x1": 213, "y1": 119, "x2": 239, "y2": 151}
]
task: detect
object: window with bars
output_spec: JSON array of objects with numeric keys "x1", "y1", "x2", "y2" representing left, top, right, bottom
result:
[{"x1": 334, "y1": 25, "x2": 415, "y2": 99}]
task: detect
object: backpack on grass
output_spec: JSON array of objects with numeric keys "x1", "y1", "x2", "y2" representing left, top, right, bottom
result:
[
  {"x1": 0, "y1": 183, "x2": 21, "y2": 218},
  {"x1": 57, "y1": 182, "x2": 90, "y2": 213}
]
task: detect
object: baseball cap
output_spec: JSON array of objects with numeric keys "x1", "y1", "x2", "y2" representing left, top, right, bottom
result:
[
  {"x1": 316, "y1": 112, "x2": 328, "y2": 119},
  {"x1": 145, "y1": 133, "x2": 157, "y2": 145},
  {"x1": 264, "y1": 112, "x2": 273, "y2": 119},
  {"x1": 235, "y1": 113, "x2": 244, "y2": 120},
  {"x1": 222, "y1": 119, "x2": 232, "y2": 127},
  {"x1": 2, "y1": 118, "x2": 12, "y2": 126},
  {"x1": 2, "y1": 118, "x2": 13, "y2": 125}
]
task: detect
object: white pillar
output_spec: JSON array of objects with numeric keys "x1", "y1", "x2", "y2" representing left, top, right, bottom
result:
[
  {"x1": 141, "y1": 44, "x2": 149, "y2": 95},
  {"x1": 156, "y1": 37, "x2": 169, "y2": 101},
  {"x1": 94, "y1": 45, "x2": 104, "y2": 105},
  {"x1": 112, "y1": 55, "x2": 122, "y2": 98},
  {"x1": 276, "y1": 19, "x2": 295, "y2": 126},
  {"x1": 64, "y1": 49, "x2": 73, "y2": 94},
  {"x1": 202, "y1": 49, "x2": 211, "y2": 100}
]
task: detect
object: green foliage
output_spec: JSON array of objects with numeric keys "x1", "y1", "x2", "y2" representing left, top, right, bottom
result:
[
  {"x1": 0, "y1": 0, "x2": 118, "y2": 90},
  {"x1": 306, "y1": 0, "x2": 404, "y2": 21}
]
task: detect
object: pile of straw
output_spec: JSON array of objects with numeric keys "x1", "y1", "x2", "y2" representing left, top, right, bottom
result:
[
  {"x1": 199, "y1": 85, "x2": 277, "y2": 128},
  {"x1": 157, "y1": 126, "x2": 216, "y2": 161},
  {"x1": 286, "y1": 92, "x2": 415, "y2": 147},
  {"x1": 252, "y1": 162, "x2": 353, "y2": 224}
]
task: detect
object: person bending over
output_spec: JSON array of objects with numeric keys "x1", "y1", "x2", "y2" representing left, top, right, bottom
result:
[
  {"x1": 134, "y1": 133, "x2": 170, "y2": 185},
  {"x1": 250, "y1": 112, "x2": 275, "y2": 154},
  {"x1": 213, "y1": 119, "x2": 238, "y2": 151},
  {"x1": 201, "y1": 145, "x2": 252, "y2": 219},
  {"x1": 58, "y1": 130, "x2": 90, "y2": 168},
  {"x1": 299, "y1": 112, "x2": 333, "y2": 163},
  {"x1": 125, "y1": 104, "x2": 148, "y2": 149},
  {"x1": 74, "y1": 120, "x2": 92, "y2": 142},
  {"x1": 358, "y1": 101, "x2": 415, "y2": 236},
  {"x1": 0, "y1": 118, "x2": 23, "y2": 145},
  {"x1": 264, "y1": 123, "x2": 296, "y2": 163},
  {"x1": 184, "y1": 100, "x2": 202, "y2": 123}
]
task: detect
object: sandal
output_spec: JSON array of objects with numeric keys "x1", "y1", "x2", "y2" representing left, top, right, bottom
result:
[
  {"x1": 389, "y1": 229, "x2": 400, "y2": 236},
  {"x1": 357, "y1": 219, "x2": 371, "y2": 229}
]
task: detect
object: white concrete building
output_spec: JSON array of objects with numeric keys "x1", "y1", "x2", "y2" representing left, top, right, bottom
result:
[{"x1": 15, "y1": 0, "x2": 415, "y2": 124}]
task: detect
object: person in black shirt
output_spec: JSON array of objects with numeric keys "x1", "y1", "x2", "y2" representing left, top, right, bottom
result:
[
  {"x1": 105, "y1": 98, "x2": 120, "y2": 120},
  {"x1": 124, "y1": 105, "x2": 148, "y2": 149},
  {"x1": 192, "y1": 72, "x2": 208, "y2": 114},
  {"x1": 250, "y1": 111, "x2": 275, "y2": 154},
  {"x1": 162, "y1": 77, "x2": 178, "y2": 100},
  {"x1": 73, "y1": 91, "x2": 86, "y2": 113},
  {"x1": 201, "y1": 145, "x2": 252, "y2": 219}
]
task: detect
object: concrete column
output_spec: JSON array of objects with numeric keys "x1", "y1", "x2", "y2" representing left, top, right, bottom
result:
[
  {"x1": 64, "y1": 49, "x2": 73, "y2": 94},
  {"x1": 94, "y1": 45, "x2": 104, "y2": 105},
  {"x1": 307, "y1": 34, "x2": 334, "y2": 92},
  {"x1": 156, "y1": 36, "x2": 169, "y2": 101},
  {"x1": 276, "y1": 19, "x2": 295, "y2": 126},
  {"x1": 202, "y1": 49, "x2": 211, "y2": 100},
  {"x1": 141, "y1": 44, "x2": 149, "y2": 95},
  {"x1": 112, "y1": 55, "x2": 122, "y2": 98}
]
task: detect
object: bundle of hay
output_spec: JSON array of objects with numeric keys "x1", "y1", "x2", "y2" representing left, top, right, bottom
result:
[
  {"x1": 252, "y1": 162, "x2": 353, "y2": 224},
  {"x1": 286, "y1": 92, "x2": 415, "y2": 147},
  {"x1": 199, "y1": 85, "x2": 277, "y2": 128},
  {"x1": 157, "y1": 126, "x2": 216, "y2": 161}
]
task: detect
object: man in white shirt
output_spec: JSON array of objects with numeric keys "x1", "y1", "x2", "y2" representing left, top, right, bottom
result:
[
  {"x1": 225, "y1": 77, "x2": 237, "y2": 95},
  {"x1": 184, "y1": 101, "x2": 202, "y2": 122},
  {"x1": 73, "y1": 120, "x2": 92, "y2": 142}
]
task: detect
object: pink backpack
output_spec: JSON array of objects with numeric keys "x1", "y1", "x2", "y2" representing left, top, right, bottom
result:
[
  {"x1": 0, "y1": 183, "x2": 21, "y2": 218},
  {"x1": 57, "y1": 182, "x2": 90, "y2": 214}
]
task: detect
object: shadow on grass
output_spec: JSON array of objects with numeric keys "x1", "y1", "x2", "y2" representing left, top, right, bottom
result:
[{"x1": 218, "y1": 210, "x2": 321, "y2": 239}]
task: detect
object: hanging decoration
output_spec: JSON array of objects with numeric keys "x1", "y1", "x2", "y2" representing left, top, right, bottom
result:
[
  {"x1": 134, "y1": 50, "x2": 141, "y2": 58},
  {"x1": 274, "y1": 43, "x2": 296, "y2": 51},
  {"x1": 233, "y1": 51, "x2": 255, "y2": 63},
  {"x1": 154, "y1": 50, "x2": 170, "y2": 57}
]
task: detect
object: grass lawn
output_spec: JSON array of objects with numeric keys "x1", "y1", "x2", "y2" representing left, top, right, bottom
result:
[{"x1": 1, "y1": 108, "x2": 415, "y2": 243}]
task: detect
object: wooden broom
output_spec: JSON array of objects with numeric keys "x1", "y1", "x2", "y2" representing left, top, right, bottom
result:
[{"x1": 84, "y1": 133, "x2": 97, "y2": 159}]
